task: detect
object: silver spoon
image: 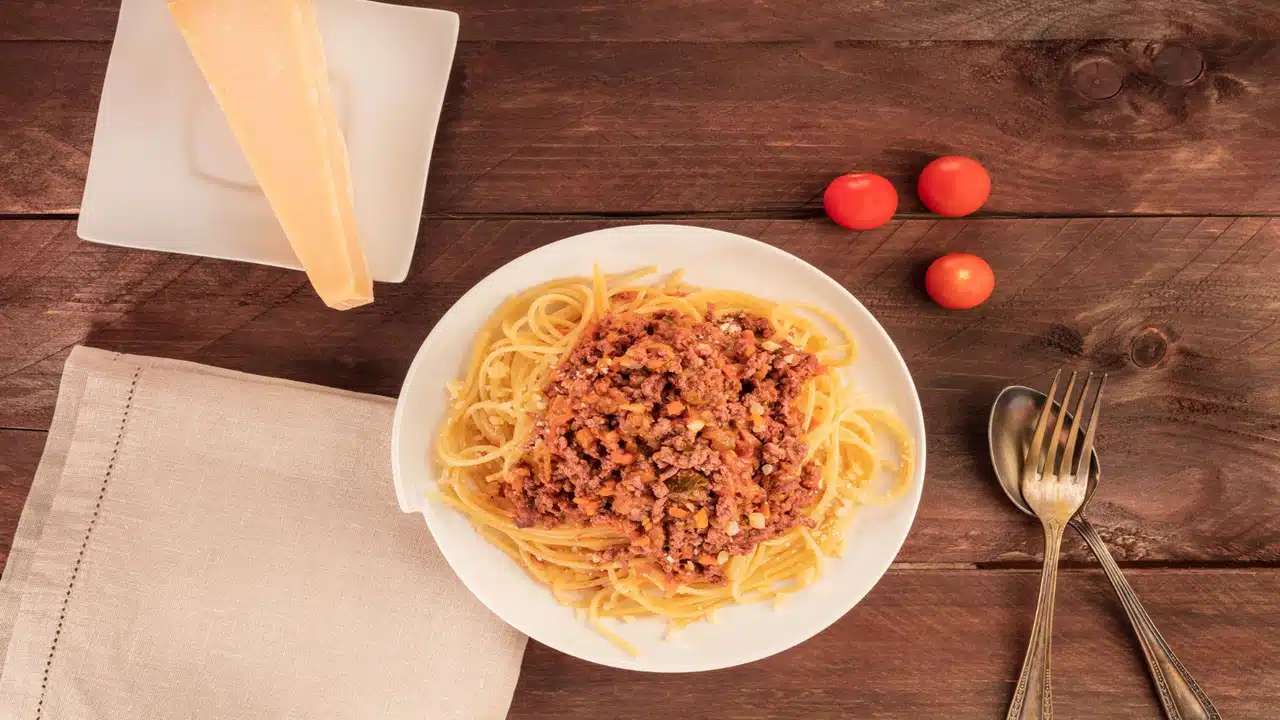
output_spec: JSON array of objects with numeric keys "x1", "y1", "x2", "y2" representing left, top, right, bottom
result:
[{"x1": 989, "y1": 385, "x2": 1219, "y2": 720}]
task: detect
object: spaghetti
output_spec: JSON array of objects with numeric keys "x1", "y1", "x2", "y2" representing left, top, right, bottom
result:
[{"x1": 435, "y1": 267, "x2": 913, "y2": 654}]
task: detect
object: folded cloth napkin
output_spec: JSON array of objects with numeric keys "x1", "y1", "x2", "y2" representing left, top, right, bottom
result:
[{"x1": 0, "y1": 347, "x2": 526, "y2": 719}]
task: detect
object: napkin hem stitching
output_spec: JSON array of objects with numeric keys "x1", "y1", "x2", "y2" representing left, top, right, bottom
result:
[{"x1": 36, "y1": 366, "x2": 140, "y2": 719}]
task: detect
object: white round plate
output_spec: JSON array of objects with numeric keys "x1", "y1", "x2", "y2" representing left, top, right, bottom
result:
[{"x1": 392, "y1": 224, "x2": 926, "y2": 672}]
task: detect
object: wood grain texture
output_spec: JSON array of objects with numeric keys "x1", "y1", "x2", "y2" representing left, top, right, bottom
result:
[
  {"x1": 2, "y1": 218, "x2": 1276, "y2": 565},
  {"x1": 0, "y1": 43, "x2": 104, "y2": 215},
  {"x1": 430, "y1": 38, "x2": 1279, "y2": 216},
  {"x1": 510, "y1": 568, "x2": 1280, "y2": 719},
  {"x1": 0, "y1": 431, "x2": 44, "y2": 569},
  {"x1": 4, "y1": 0, "x2": 1278, "y2": 42},
  {"x1": 2, "y1": 26, "x2": 1278, "y2": 215},
  {"x1": 0, "y1": 0, "x2": 121, "y2": 43}
]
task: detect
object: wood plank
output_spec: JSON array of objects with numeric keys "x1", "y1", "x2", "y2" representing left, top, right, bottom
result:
[
  {"x1": 510, "y1": 568, "x2": 1280, "y2": 719},
  {"x1": 4, "y1": 0, "x2": 1277, "y2": 43},
  {"x1": 2, "y1": 218, "x2": 1277, "y2": 565},
  {"x1": 423, "y1": 39, "x2": 1280, "y2": 216},
  {"x1": 3, "y1": 31, "x2": 1278, "y2": 215},
  {"x1": 0, "y1": 431, "x2": 44, "y2": 569}
]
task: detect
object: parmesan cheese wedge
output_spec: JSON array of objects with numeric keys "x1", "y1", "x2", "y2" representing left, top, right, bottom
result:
[{"x1": 169, "y1": 0, "x2": 373, "y2": 310}]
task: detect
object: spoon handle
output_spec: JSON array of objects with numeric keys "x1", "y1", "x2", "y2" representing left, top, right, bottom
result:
[
  {"x1": 1008, "y1": 519, "x2": 1066, "y2": 720},
  {"x1": 1070, "y1": 515, "x2": 1220, "y2": 720}
]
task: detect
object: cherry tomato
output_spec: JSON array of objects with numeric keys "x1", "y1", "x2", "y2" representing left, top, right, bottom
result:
[
  {"x1": 925, "y1": 253, "x2": 995, "y2": 310},
  {"x1": 823, "y1": 173, "x2": 898, "y2": 230},
  {"x1": 917, "y1": 156, "x2": 991, "y2": 217}
]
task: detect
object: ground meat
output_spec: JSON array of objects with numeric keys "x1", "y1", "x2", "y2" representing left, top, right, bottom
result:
[{"x1": 502, "y1": 309, "x2": 822, "y2": 584}]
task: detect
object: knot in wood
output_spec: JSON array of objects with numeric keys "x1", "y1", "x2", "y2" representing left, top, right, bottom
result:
[
  {"x1": 1068, "y1": 57, "x2": 1124, "y2": 100},
  {"x1": 1130, "y1": 327, "x2": 1169, "y2": 368},
  {"x1": 1153, "y1": 44, "x2": 1205, "y2": 86}
]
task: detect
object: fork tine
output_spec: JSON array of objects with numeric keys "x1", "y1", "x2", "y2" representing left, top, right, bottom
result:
[
  {"x1": 1058, "y1": 373, "x2": 1093, "y2": 477},
  {"x1": 1025, "y1": 370, "x2": 1062, "y2": 478},
  {"x1": 1043, "y1": 371, "x2": 1077, "y2": 477},
  {"x1": 1077, "y1": 373, "x2": 1108, "y2": 477}
]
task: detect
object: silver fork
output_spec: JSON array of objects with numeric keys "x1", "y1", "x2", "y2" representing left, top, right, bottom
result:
[{"x1": 1007, "y1": 370, "x2": 1105, "y2": 720}]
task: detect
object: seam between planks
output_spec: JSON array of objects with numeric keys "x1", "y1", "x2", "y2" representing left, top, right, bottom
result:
[{"x1": 0, "y1": 211, "x2": 1278, "y2": 223}]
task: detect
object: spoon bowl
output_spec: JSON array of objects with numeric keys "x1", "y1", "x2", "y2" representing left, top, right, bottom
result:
[{"x1": 988, "y1": 385, "x2": 1099, "y2": 516}]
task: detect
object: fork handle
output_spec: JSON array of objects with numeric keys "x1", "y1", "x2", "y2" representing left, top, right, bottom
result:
[
  {"x1": 1008, "y1": 520, "x2": 1066, "y2": 720},
  {"x1": 1070, "y1": 516, "x2": 1220, "y2": 720}
]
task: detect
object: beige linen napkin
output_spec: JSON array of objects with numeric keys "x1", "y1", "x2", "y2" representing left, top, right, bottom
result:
[{"x1": 0, "y1": 347, "x2": 526, "y2": 719}]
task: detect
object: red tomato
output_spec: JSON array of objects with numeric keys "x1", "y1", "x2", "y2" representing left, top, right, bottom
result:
[
  {"x1": 925, "y1": 253, "x2": 995, "y2": 310},
  {"x1": 823, "y1": 173, "x2": 898, "y2": 230},
  {"x1": 918, "y1": 156, "x2": 991, "y2": 217}
]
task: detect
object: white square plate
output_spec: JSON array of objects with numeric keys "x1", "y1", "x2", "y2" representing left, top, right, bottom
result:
[{"x1": 78, "y1": 0, "x2": 459, "y2": 283}]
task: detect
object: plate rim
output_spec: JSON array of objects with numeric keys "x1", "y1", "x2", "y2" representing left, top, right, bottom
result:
[{"x1": 392, "y1": 223, "x2": 927, "y2": 672}]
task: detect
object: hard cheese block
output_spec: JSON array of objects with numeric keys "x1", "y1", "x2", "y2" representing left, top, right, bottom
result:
[{"x1": 169, "y1": 0, "x2": 373, "y2": 310}]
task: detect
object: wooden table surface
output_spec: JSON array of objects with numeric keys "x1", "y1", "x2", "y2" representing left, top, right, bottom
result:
[{"x1": 3, "y1": 1, "x2": 1279, "y2": 717}]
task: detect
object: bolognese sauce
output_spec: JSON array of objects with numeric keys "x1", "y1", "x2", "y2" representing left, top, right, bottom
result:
[{"x1": 500, "y1": 307, "x2": 824, "y2": 584}]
